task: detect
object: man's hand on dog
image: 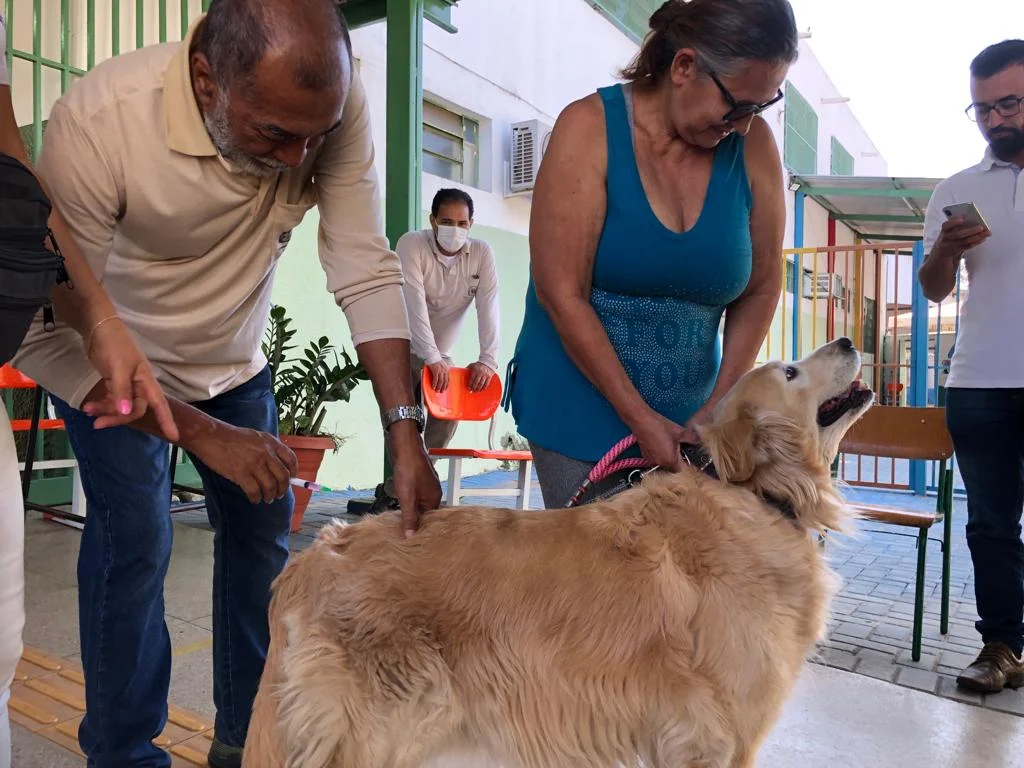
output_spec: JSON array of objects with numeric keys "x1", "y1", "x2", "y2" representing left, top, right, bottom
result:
[{"x1": 388, "y1": 420, "x2": 442, "y2": 538}]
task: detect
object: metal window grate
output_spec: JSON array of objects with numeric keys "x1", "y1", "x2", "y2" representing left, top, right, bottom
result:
[
  {"x1": 587, "y1": 0, "x2": 660, "y2": 44},
  {"x1": 3, "y1": 0, "x2": 212, "y2": 160},
  {"x1": 830, "y1": 136, "x2": 855, "y2": 176},
  {"x1": 2, "y1": 0, "x2": 212, "y2": 502},
  {"x1": 783, "y1": 81, "x2": 818, "y2": 175}
]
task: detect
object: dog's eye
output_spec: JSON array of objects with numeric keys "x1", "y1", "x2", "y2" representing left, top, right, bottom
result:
[{"x1": 784, "y1": 366, "x2": 798, "y2": 381}]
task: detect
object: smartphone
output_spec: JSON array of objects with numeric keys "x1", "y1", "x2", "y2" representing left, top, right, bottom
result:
[{"x1": 943, "y1": 201, "x2": 989, "y2": 230}]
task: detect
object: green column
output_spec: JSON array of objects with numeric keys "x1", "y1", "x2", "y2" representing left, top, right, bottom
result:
[
  {"x1": 380, "y1": 0, "x2": 424, "y2": 488},
  {"x1": 385, "y1": 0, "x2": 423, "y2": 244}
]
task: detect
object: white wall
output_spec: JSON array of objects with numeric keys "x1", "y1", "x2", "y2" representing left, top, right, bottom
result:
[
  {"x1": 350, "y1": 0, "x2": 639, "y2": 239},
  {"x1": 353, "y1": 14, "x2": 892, "y2": 252}
]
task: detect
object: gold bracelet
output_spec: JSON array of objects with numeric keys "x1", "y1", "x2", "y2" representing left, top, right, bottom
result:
[{"x1": 85, "y1": 314, "x2": 120, "y2": 357}]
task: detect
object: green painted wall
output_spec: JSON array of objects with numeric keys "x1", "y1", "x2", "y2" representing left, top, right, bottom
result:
[{"x1": 270, "y1": 206, "x2": 531, "y2": 491}]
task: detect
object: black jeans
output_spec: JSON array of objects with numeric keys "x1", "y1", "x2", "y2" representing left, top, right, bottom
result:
[{"x1": 945, "y1": 387, "x2": 1024, "y2": 656}]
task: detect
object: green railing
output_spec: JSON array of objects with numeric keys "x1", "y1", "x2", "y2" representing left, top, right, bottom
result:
[
  {"x1": 3, "y1": 0, "x2": 213, "y2": 502},
  {"x1": 3, "y1": 0, "x2": 213, "y2": 158}
]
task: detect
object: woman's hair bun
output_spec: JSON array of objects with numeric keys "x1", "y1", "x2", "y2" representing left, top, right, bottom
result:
[{"x1": 649, "y1": 0, "x2": 685, "y2": 32}]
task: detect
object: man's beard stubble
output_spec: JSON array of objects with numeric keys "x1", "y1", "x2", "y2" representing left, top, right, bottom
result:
[
  {"x1": 988, "y1": 126, "x2": 1024, "y2": 163},
  {"x1": 203, "y1": 97, "x2": 288, "y2": 179}
]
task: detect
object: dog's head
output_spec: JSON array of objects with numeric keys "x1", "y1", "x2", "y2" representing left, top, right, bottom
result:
[{"x1": 697, "y1": 338, "x2": 874, "y2": 531}]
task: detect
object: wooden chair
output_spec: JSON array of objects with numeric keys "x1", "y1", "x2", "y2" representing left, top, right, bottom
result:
[
  {"x1": 837, "y1": 405, "x2": 955, "y2": 661},
  {"x1": 421, "y1": 366, "x2": 534, "y2": 509},
  {"x1": 1, "y1": 364, "x2": 86, "y2": 525}
]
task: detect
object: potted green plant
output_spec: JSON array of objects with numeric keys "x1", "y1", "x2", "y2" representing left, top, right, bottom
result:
[{"x1": 262, "y1": 304, "x2": 369, "y2": 531}]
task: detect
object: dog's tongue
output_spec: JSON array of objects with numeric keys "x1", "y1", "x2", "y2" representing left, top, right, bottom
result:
[{"x1": 819, "y1": 382, "x2": 859, "y2": 414}]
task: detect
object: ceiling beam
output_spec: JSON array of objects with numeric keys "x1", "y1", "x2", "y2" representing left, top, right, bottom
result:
[
  {"x1": 832, "y1": 214, "x2": 924, "y2": 223},
  {"x1": 795, "y1": 185, "x2": 934, "y2": 199}
]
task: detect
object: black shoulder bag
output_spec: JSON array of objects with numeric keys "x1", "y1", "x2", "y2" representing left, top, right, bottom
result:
[{"x1": 0, "y1": 152, "x2": 70, "y2": 365}]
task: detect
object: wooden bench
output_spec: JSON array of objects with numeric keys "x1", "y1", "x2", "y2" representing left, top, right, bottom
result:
[{"x1": 837, "y1": 405, "x2": 955, "y2": 662}]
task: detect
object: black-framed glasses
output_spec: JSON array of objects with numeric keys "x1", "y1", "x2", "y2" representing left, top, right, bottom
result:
[
  {"x1": 707, "y1": 70, "x2": 784, "y2": 123},
  {"x1": 965, "y1": 95, "x2": 1024, "y2": 123}
]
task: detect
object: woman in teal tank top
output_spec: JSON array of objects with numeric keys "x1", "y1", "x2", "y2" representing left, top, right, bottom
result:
[{"x1": 504, "y1": 0, "x2": 799, "y2": 507}]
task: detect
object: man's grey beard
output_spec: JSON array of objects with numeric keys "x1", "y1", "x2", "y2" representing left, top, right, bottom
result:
[{"x1": 203, "y1": 95, "x2": 287, "y2": 179}]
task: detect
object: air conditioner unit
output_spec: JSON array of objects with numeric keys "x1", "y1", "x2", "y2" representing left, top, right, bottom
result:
[
  {"x1": 508, "y1": 118, "x2": 553, "y2": 195},
  {"x1": 803, "y1": 272, "x2": 844, "y2": 300}
]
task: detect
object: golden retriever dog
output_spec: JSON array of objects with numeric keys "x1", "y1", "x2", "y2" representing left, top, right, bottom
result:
[{"x1": 243, "y1": 338, "x2": 874, "y2": 768}]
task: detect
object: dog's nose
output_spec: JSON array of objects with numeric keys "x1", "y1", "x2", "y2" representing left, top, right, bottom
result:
[{"x1": 836, "y1": 337, "x2": 854, "y2": 350}]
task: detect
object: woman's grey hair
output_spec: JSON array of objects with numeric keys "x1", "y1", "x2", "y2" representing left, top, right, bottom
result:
[{"x1": 621, "y1": 0, "x2": 799, "y2": 83}]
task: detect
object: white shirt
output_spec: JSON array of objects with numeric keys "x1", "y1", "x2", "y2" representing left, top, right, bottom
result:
[
  {"x1": 396, "y1": 229, "x2": 500, "y2": 371},
  {"x1": 923, "y1": 147, "x2": 1024, "y2": 388},
  {"x1": 0, "y1": 16, "x2": 8, "y2": 87}
]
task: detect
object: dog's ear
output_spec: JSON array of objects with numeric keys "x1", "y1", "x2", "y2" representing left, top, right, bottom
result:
[
  {"x1": 698, "y1": 405, "x2": 759, "y2": 482},
  {"x1": 748, "y1": 410, "x2": 821, "y2": 510}
]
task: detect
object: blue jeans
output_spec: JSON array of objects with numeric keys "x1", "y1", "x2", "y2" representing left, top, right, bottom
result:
[
  {"x1": 53, "y1": 366, "x2": 292, "y2": 767},
  {"x1": 945, "y1": 387, "x2": 1024, "y2": 656}
]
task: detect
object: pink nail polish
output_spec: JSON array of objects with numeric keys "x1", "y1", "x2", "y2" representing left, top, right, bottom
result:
[
  {"x1": 405, "y1": 529, "x2": 414, "y2": 539},
  {"x1": 119, "y1": 400, "x2": 131, "y2": 415}
]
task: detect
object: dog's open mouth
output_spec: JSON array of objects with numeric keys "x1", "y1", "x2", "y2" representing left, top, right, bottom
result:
[{"x1": 817, "y1": 380, "x2": 873, "y2": 427}]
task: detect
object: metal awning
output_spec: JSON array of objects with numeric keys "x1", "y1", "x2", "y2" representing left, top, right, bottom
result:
[{"x1": 790, "y1": 174, "x2": 943, "y2": 243}]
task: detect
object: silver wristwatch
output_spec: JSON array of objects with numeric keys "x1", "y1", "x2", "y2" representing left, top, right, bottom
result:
[{"x1": 381, "y1": 404, "x2": 425, "y2": 433}]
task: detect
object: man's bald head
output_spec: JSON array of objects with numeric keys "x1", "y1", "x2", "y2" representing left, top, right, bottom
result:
[
  {"x1": 190, "y1": 0, "x2": 354, "y2": 176},
  {"x1": 194, "y1": 0, "x2": 352, "y2": 96}
]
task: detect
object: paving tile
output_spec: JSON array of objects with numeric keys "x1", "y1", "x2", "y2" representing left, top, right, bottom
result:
[
  {"x1": 821, "y1": 639, "x2": 860, "y2": 654},
  {"x1": 897, "y1": 667, "x2": 940, "y2": 694},
  {"x1": 940, "y1": 650, "x2": 980, "y2": 670},
  {"x1": 936, "y1": 675, "x2": 985, "y2": 706},
  {"x1": 895, "y1": 649, "x2": 938, "y2": 669},
  {"x1": 814, "y1": 647, "x2": 858, "y2": 672},
  {"x1": 872, "y1": 624, "x2": 910, "y2": 641},
  {"x1": 853, "y1": 602, "x2": 890, "y2": 617},
  {"x1": 985, "y1": 689, "x2": 1024, "y2": 716},
  {"x1": 856, "y1": 654, "x2": 898, "y2": 683},
  {"x1": 834, "y1": 622, "x2": 873, "y2": 640}
]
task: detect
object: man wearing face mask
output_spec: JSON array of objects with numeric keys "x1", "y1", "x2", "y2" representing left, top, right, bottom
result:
[
  {"x1": 919, "y1": 38, "x2": 1024, "y2": 694},
  {"x1": 371, "y1": 188, "x2": 501, "y2": 511}
]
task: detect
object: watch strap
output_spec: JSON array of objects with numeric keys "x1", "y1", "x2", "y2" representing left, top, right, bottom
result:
[{"x1": 381, "y1": 404, "x2": 425, "y2": 432}]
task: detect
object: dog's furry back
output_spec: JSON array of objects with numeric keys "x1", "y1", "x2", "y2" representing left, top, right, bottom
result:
[{"x1": 244, "y1": 467, "x2": 842, "y2": 768}]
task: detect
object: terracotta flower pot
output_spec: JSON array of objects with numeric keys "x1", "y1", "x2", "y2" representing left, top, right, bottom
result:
[{"x1": 280, "y1": 434, "x2": 336, "y2": 533}]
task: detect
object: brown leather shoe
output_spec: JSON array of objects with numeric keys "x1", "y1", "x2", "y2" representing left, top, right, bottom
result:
[{"x1": 956, "y1": 642, "x2": 1024, "y2": 694}]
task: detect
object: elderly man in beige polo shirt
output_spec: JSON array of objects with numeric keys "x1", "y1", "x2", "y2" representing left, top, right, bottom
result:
[{"x1": 11, "y1": 0, "x2": 441, "y2": 766}]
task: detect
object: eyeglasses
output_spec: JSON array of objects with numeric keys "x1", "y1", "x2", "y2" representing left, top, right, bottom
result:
[
  {"x1": 707, "y1": 70, "x2": 785, "y2": 123},
  {"x1": 965, "y1": 95, "x2": 1024, "y2": 123}
]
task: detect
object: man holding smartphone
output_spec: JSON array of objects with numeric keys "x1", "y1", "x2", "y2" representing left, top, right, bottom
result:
[{"x1": 919, "y1": 39, "x2": 1024, "y2": 694}]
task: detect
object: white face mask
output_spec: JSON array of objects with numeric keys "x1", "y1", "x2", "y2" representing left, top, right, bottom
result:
[{"x1": 436, "y1": 225, "x2": 469, "y2": 254}]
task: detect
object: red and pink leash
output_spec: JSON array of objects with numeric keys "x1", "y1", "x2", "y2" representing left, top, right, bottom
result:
[
  {"x1": 564, "y1": 434, "x2": 656, "y2": 508},
  {"x1": 564, "y1": 435, "x2": 714, "y2": 508}
]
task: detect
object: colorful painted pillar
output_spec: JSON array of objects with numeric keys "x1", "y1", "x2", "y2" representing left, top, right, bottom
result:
[
  {"x1": 908, "y1": 238, "x2": 928, "y2": 494},
  {"x1": 791, "y1": 191, "x2": 805, "y2": 360}
]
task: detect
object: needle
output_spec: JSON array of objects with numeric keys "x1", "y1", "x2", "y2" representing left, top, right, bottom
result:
[{"x1": 289, "y1": 478, "x2": 335, "y2": 493}]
